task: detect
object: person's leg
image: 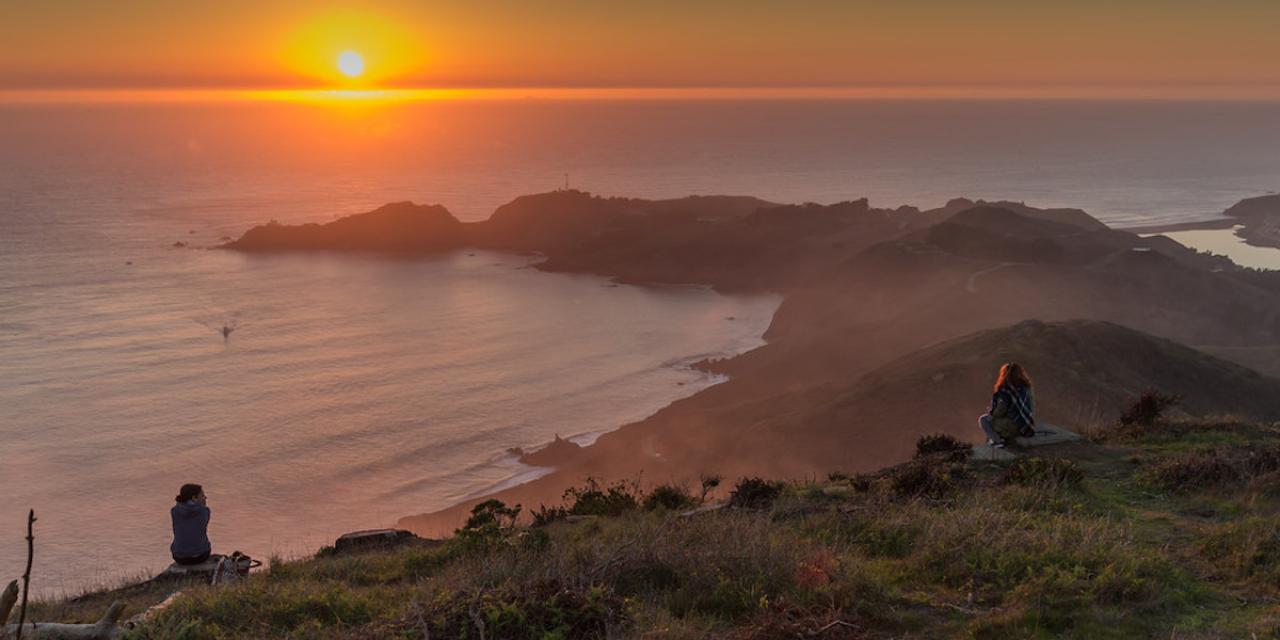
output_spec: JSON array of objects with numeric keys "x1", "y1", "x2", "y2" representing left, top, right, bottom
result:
[
  {"x1": 978, "y1": 414, "x2": 1003, "y2": 445},
  {"x1": 174, "y1": 551, "x2": 211, "y2": 565}
]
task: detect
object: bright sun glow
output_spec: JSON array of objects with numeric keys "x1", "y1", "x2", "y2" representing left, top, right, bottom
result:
[
  {"x1": 337, "y1": 51, "x2": 365, "y2": 78},
  {"x1": 282, "y1": 10, "x2": 419, "y2": 87}
]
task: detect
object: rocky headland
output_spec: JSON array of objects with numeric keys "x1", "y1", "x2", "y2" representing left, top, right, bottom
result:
[{"x1": 1224, "y1": 193, "x2": 1280, "y2": 248}]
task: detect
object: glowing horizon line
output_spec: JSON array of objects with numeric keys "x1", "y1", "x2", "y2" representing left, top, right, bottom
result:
[{"x1": 3, "y1": 85, "x2": 1280, "y2": 104}]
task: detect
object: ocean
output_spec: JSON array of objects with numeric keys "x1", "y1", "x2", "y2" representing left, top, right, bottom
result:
[{"x1": 3, "y1": 98, "x2": 1280, "y2": 594}]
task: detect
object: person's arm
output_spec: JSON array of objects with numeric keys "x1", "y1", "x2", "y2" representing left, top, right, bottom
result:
[
  {"x1": 1026, "y1": 388, "x2": 1036, "y2": 422},
  {"x1": 991, "y1": 394, "x2": 1009, "y2": 418}
]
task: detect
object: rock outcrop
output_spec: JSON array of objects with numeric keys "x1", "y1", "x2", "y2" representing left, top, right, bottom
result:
[{"x1": 1225, "y1": 193, "x2": 1280, "y2": 248}]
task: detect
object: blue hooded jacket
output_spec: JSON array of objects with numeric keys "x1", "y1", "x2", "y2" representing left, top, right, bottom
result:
[{"x1": 170, "y1": 500, "x2": 211, "y2": 559}]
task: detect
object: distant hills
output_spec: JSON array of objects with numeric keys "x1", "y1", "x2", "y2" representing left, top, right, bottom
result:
[{"x1": 221, "y1": 190, "x2": 1280, "y2": 534}]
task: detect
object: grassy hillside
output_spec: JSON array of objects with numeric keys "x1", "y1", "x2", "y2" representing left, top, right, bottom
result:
[{"x1": 33, "y1": 404, "x2": 1280, "y2": 639}]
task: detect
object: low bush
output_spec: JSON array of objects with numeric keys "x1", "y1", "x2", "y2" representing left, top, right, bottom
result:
[
  {"x1": 530, "y1": 504, "x2": 570, "y2": 527},
  {"x1": 1098, "y1": 389, "x2": 1183, "y2": 442},
  {"x1": 456, "y1": 499, "x2": 522, "y2": 550},
  {"x1": 729, "y1": 477, "x2": 784, "y2": 509},
  {"x1": 1119, "y1": 389, "x2": 1181, "y2": 427},
  {"x1": 643, "y1": 483, "x2": 697, "y2": 511},
  {"x1": 531, "y1": 478, "x2": 644, "y2": 526},
  {"x1": 563, "y1": 478, "x2": 641, "y2": 517},
  {"x1": 915, "y1": 432, "x2": 969, "y2": 459}
]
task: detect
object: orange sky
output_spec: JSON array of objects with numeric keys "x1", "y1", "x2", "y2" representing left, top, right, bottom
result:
[{"x1": 3, "y1": 1, "x2": 1280, "y2": 98}]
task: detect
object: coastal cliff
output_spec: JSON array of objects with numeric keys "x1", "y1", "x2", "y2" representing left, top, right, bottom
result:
[{"x1": 222, "y1": 190, "x2": 1280, "y2": 536}]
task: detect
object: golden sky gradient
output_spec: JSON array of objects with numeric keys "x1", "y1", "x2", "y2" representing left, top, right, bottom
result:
[{"x1": 3, "y1": 1, "x2": 1280, "y2": 98}]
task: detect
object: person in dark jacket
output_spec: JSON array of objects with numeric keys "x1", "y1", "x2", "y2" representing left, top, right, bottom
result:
[
  {"x1": 978, "y1": 363, "x2": 1036, "y2": 448},
  {"x1": 171, "y1": 483, "x2": 212, "y2": 565}
]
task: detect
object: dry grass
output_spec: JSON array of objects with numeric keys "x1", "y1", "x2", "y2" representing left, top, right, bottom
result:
[{"x1": 34, "y1": 416, "x2": 1280, "y2": 638}]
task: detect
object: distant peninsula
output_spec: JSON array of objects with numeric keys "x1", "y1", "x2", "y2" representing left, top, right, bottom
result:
[
  {"x1": 226, "y1": 191, "x2": 1107, "y2": 292},
  {"x1": 224, "y1": 190, "x2": 1280, "y2": 536},
  {"x1": 1120, "y1": 192, "x2": 1280, "y2": 249}
]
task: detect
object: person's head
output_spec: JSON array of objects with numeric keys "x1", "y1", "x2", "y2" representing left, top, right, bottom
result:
[
  {"x1": 175, "y1": 483, "x2": 204, "y2": 504},
  {"x1": 994, "y1": 362, "x2": 1032, "y2": 391}
]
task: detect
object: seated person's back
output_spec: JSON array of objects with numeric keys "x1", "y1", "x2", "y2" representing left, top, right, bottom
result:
[
  {"x1": 978, "y1": 363, "x2": 1036, "y2": 447},
  {"x1": 171, "y1": 483, "x2": 212, "y2": 565}
]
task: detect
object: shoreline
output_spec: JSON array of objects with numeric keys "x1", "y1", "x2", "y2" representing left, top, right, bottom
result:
[
  {"x1": 1115, "y1": 216, "x2": 1237, "y2": 234},
  {"x1": 442, "y1": 317, "x2": 772, "y2": 512}
]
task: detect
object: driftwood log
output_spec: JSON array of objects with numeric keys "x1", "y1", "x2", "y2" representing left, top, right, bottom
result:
[
  {"x1": 0, "y1": 580, "x2": 125, "y2": 640},
  {"x1": 0, "y1": 582, "x2": 15, "y2": 627}
]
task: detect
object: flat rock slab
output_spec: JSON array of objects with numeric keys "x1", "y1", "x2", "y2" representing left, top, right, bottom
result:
[
  {"x1": 972, "y1": 423, "x2": 1082, "y2": 462},
  {"x1": 161, "y1": 559, "x2": 220, "y2": 575}
]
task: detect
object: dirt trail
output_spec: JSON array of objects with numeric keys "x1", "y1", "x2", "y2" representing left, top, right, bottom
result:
[{"x1": 966, "y1": 262, "x2": 1017, "y2": 293}]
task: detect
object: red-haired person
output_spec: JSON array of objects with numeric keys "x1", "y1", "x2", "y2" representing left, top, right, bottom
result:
[{"x1": 978, "y1": 363, "x2": 1036, "y2": 448}]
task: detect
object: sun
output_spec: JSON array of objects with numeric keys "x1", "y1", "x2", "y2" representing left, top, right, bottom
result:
[{"x1": 337, "y1": 51, "x2": 365, "y2": 78}]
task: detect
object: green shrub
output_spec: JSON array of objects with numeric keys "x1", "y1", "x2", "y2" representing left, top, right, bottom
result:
[
  {"x1": 643, "y1": 483, "x2": 697, "y2": 511},
  {"x1": 1119, "y1": 389, "x2": 1181, "y2": 427},
  {"x1": 531, "y1": 478, "x2": 668, "y2": 525},
  {"x1": 729, "y1": 477, "x2": 784, "y2": 509},
  {"x1": 530, "y1": 504, "x2": 570, "y2": 527},
  {"x1": 915, "y1": 432, "x2": 969, "y2": 459},
  {"x1": 456, "y1": 499, "x2": 522, "y2": 549},
  {"x1": 563, "y1": 478, "x2": 641, "y2": 516}
]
